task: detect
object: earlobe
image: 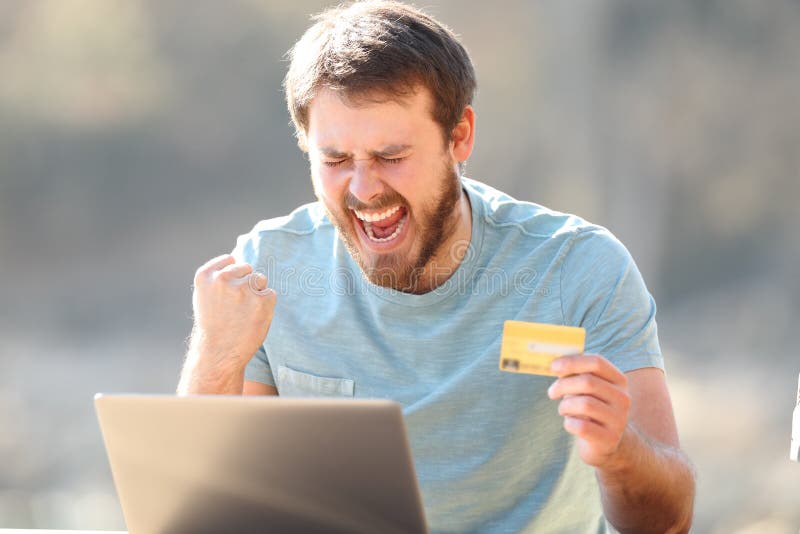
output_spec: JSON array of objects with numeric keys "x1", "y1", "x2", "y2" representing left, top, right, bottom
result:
[{"x1": 451, "y1": 106, "x2": 476, "y2": 162}]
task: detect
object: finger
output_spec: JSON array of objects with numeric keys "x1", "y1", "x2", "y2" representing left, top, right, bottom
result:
[
  {"x1": 249, "y1": 271, "x2": 268, "y2": 292},
  {"x1": 216, "y1": 262, "x2": 253, "y2": 281},
  {"x1": 256, "y1": 285, "x2": 277, "y2": 302},
  {"x1": 547, "y1": 374, "x2": 630, "y2": 408},
  {"x1": 195, "y1": 254, "x2": 236, "y2": 282},
  {"x1": 550, "y1": 354, "x2": 627, "y2": 387},
  {"x1": 563, "y1": 415, "x2": 617, "y2": 444},
  {"x1": 557, "y1": 395, "x2": 619, "y2": 428}
]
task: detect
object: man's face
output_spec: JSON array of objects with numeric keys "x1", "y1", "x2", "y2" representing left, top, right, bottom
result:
[{"x1": 306, "y1": 87, "x2": 466, "y2": 293}]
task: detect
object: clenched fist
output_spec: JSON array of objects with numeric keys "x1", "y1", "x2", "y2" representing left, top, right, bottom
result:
[{"x1": 178, "y1": 254, "x2": 277, "y2": 394}]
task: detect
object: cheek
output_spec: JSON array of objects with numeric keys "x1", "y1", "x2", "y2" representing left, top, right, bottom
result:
[
  {"x1": 384, "y1": 166, "x2": 420, "y2": 201},
  {"x1": 315, "y1": 177, "x2": 359, "y2": 226},
  {"x1": 311, "y1": 168, "x2": 342, "y2": 204}
]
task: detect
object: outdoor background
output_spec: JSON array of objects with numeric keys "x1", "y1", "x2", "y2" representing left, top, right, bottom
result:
[{"x1": 1, "y1": 0, "x2": 798, "y2": 531}]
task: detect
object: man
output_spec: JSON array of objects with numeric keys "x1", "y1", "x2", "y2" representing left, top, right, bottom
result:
[{"x1": 178, "y1": 1, "x2": 695, "y2": 532}]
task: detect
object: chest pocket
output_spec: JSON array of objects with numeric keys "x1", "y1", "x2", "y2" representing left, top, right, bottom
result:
[{"x1": 276, "y1": 365, "x2": 355, "y2": 398}]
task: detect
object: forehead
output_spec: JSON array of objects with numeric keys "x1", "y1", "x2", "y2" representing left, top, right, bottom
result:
[{"x1": 306, "y1": 87, "x2": 440, "y2": 149}]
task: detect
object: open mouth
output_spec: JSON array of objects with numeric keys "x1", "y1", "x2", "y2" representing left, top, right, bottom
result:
[{"x1": 353, "y1": 205, "x2": 409, "y2": 245}]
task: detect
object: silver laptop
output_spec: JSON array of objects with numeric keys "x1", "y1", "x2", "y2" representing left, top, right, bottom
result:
[{"x1": 94, "y1": 394, "x2": 428, "y2": 534}]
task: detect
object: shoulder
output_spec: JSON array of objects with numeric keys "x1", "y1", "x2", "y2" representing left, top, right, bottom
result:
[
  {"x1": 464, "y1": 177, "x2": 609, "y2": 247},
  {"x1": 232, "y1": 201, "x2": 334, "y2": 265},
  {"x1": 464, "y1": 178, "x2": 637, "y2": 290},
  {"x1": 246, "y1": 201, "x2": 331, "y2": 238},
  {"x1": 558, "y1": 220, "x2": 653, "y2": 334}
]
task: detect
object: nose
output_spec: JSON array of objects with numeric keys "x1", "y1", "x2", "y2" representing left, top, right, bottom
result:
[{"x1": 348, "y1": 159, "x2": 384, "y2": 204}]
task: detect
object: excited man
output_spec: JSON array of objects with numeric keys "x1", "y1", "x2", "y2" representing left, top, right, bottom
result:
[{"x1": 178, "y1": 1, "x2": 695, "y2": 532}]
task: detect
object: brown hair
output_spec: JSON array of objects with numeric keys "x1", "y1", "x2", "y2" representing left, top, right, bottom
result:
[{"x1": 284, "y1": 0, "x2": 477, "y2": 149}]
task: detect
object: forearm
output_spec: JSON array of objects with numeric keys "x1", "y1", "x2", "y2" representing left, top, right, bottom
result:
[
  {"x1": 179, "y1": 254, "x2": 276, "y2": 395},
  {"x1": 596, "y1": 424, "x2": 695, "y2": 534},
  {"x1": 177, "y1": 333, "x2": 247, "y2": 395}
]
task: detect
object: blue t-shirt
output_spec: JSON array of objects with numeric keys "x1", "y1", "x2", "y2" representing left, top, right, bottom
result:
[{"x1": 233, "y1": 178, "x2": 663, "y2": 533}]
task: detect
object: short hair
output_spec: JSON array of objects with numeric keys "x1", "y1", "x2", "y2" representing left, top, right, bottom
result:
[{"x1": 284, "y1": 0, "x2": 477, "y2": 150}]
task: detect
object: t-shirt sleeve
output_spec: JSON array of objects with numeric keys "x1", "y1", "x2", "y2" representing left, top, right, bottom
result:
[
  {"x1": 560, "y1": 227, "x2": 664, "y2": 374},
  {"x1": 231, "y1": 228, "x2": 277, "y2": 387},
  {"x1": 243, "y1": 344, "x2": 276, "y2": 387}
]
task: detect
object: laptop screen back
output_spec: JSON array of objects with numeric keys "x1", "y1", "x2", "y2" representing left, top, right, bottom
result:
[{"x1": 94, "y1": 394, "x2": 428, "y2": 534}]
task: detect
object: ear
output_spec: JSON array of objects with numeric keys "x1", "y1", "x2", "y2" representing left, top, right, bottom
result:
[{"x1": 450, "y1": 105, "x2": 476, "y2": 163}]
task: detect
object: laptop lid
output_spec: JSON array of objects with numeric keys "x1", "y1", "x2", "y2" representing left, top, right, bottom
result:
[{"x1": 94, "y1": 394, "x2": 428, "y2": 534}]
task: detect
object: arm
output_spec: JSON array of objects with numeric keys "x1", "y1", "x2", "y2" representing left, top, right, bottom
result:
[
  {"x1": 548, "y1": 356, "x2": 695, "y2": 533},
  {"x1": 595, "y1": 367, "x2": 694, "y2": 533},
  {"x1": 177, "y1": 254, "x2": 278, "y2": 395},
  {"x1": 244, "y1": 380, "x2": 278, "y2": 396},
  {"x1": 178, "y1": 345, "x2": 278, "y2": 395}
]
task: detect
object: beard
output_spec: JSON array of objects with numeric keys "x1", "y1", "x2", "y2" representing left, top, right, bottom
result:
[{"x1": 320, "y1": 162, "x2": 463, "y2": 294}]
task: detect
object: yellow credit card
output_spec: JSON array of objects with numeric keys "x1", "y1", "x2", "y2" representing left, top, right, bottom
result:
[{"x1": 499, "y1": 321, "x2": 586, "y2": 376}]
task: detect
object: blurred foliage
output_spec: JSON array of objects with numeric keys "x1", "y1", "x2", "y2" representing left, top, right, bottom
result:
[{"x1": 1, "y1": 0, "x2": 798, "y2": 531}]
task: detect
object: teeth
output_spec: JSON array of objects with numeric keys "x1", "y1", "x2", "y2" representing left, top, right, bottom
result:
[
  {"x1": 354, "y1": 205, "x2": 400, "y2": 222},
  {"x1": 364, "y1": 219, "x2": 405, "y2": 243}
]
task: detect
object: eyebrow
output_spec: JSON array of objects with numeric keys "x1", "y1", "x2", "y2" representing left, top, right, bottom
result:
[{"x1": 319, "y1": 144, "x2": 412, "y2": 159}]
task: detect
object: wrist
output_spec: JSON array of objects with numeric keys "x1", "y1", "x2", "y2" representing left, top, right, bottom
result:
[
  {"x1": 178, "y1": 355, "x2": 246, "y2": 395},
  {"x1": 188, "y1": 327, "x2": 249, "y2": 369},
  {"x1": 595, "y1": 424, "x2": 644, "y2": 481},
  {"x1": 179, "y1": 330, "x2": 248, "y2": 395}
]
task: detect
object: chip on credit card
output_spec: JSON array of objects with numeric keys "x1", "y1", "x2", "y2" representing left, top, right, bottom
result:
[{"x1": 499, "y1": 321, "x2": 586, "y2": 376}]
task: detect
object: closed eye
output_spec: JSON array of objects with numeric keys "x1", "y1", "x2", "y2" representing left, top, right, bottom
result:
[
  {"x1": 321, "y1": 155, "x2": 406, "y2": 167},
  {"x1": 323, "y1": 159, "x2": 347, "y2": 168}
]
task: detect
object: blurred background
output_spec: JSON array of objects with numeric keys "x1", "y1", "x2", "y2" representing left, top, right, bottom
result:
[{"x1": 1, "y1": 0, "x2": 798, "y2": 531}]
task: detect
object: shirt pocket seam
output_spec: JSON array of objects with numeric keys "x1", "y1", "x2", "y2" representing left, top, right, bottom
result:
[{"x1": 276, "y1": 365, "x2": 355, "y2": 397}]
